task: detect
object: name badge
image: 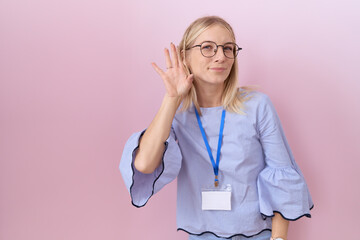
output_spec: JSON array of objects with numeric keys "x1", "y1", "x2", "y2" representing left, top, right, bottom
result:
[{"x1": 201, "y1": 184, "x2": 232, "y2": 211}]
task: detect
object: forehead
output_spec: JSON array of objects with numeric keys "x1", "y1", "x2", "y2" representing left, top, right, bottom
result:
[{"x1": 194, "y1": 24, "x2": 234, "y2": 44}]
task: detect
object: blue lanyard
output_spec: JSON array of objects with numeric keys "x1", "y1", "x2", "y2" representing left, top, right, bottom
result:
[{"x1": 194, "y1": 107, "x2": 226, "y2": 187}]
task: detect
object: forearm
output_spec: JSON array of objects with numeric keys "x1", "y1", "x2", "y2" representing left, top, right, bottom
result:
[
  {"x1": 134, "y1": 94, "x2": 182, "y2": 174},
  {"x1": 271, "y1": 212, "x2": 289, "y2": 240}
]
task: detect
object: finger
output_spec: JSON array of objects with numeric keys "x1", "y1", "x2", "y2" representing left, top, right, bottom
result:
[
  {"x1": 177, "y1": 45, "x2": 183, "y2": 67},
  {"x1": 186, "y1": 74, "x2": 194, "y2": 84},
  {"x1": 164, "y1": 48, "x2": 172, "y2": 69},
  {"x1": 171, "y1": 43, "x2": 179, "y2": 68},
  {"x1": 151, "y1": 62, "x2": 165, "y2": 77},
  {"x1": 183, "y1": 74, "x2": 194, "y2": 90}
]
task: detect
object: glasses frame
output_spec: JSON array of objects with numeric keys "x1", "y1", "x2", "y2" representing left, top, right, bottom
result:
[{"x1": 186, "y1": 41, "x2": 242, "y2": 59}]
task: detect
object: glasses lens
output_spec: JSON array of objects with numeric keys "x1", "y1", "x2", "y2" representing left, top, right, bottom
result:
[
  {"x1": 223, "y1": 43, "x2": 237, "y2": 59},
  {"x1": 200, "y1": 42, "x2": 217, "y2": 57}
]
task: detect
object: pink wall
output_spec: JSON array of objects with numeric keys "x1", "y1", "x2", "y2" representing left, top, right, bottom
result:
[{"x1": 1, "y1": 0, "x2": 359, "y2": 239}]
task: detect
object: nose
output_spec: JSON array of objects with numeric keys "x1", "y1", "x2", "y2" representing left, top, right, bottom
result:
[{"x1": 214, "y1": 46, "x2": 226, "y2": 62}]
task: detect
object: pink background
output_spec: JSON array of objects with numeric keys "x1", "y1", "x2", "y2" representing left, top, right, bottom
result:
[{"x1": 1, "y1": 0, "x2": 359, "y2": 239}]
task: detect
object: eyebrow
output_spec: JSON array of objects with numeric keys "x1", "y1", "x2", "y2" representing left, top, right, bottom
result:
[{"x1": 197, "y1": 40, "x2": 236, "y2": 45}]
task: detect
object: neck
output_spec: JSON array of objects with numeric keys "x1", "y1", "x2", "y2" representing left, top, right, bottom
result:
[{"x1": 195, "y1": 82, "x2": 224, "y2": 108}]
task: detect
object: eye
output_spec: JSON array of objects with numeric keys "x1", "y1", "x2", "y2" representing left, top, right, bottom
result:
[
  {"x1": 201, "y1": 44, "x2": 214, "y2": 51},
  {"x1": 224, "y1": 45, "x2": 234, "y2": 52}
]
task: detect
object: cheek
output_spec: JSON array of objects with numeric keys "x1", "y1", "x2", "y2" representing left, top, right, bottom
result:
[
  {"x1": 189, "y1": 59, "x2": 206, "y2": 73},
  {"x1": 227, "y1": 62, "x2": 234, "y2": 73},
  {"x1": 195, "y1": 63, "x2": 209, "y2": 75}
]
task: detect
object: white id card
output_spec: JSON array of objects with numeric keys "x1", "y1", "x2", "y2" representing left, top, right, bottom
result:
[{"x1": 201, "y1": 184, "x2": 232, "y2": 211}]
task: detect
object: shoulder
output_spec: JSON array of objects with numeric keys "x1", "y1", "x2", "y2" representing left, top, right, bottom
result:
[{"x1": 238, "y1": 88, "x2": 272, "y2": 108}]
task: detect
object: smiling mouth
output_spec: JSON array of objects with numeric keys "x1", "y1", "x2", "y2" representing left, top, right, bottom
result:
[{"x1": 210, "y1": 68, "x2": 226, "y2": 72}]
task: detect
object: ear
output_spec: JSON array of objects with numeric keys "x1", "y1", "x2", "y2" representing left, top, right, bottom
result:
[
  {"x1": 181, "y1": 51, "x2": 192, "y2": 74},
  {"x1": 180, "y1": 50, "x2": 186, "y2": 64}
]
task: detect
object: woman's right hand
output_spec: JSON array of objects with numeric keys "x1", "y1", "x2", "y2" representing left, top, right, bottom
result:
[{"x1": 151, "y1": 43, "x2": 194, "y2": 98}]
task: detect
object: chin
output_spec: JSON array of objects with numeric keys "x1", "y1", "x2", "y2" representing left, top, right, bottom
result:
[
  {"x1": 195, "y1": 74, "x2": 228, "y2": 86},
  {"x1": 209, "y1": 78, "x2": 227, "y2": 85}
]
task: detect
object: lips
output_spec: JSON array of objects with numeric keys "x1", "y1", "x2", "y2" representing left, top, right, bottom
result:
[{"x1": 209, "y1": 67, "x2": 226, "y2": 72}]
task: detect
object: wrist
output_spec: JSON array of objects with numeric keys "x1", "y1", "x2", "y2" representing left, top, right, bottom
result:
[
  {"x1": 270, "y1": 237, "x2": 286, "y2": 240},
  {"x1": 163, "y1": 94, "x2": 182, "y2": 106}
]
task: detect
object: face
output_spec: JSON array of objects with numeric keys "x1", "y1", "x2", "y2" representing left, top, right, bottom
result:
[{"x1": 185, "y1": 24, "x2": 235, "y2": 87}]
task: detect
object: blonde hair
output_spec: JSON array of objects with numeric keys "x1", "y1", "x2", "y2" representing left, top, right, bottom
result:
[{"x1": 178, "y1": 16, "x2": 257, "y2": 115}]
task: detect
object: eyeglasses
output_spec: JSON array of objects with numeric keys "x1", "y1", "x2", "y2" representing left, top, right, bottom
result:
[{"x1": 186, "y1": 41, "x2": 242, "y2": 59}]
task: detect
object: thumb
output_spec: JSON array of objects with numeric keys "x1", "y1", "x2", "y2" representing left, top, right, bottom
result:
[{"x1": 187, "y1": 74, "x2": 194, "y2": 84}]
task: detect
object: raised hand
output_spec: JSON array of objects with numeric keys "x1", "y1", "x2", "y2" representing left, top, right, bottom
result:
[{"x1": 151, "y1": 43, "x2": 194, "y2": 98}]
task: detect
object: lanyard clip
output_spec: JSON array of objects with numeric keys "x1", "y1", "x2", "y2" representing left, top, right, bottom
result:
[{"x1": 214, "y1": 175, "x2": 219, "y2": 187}]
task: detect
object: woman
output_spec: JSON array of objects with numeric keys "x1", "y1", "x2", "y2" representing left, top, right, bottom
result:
[{"x1": 119, "y1": 16, "x2": 313, "y2": 240}]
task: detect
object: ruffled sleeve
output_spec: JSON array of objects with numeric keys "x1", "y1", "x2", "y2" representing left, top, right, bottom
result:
[
  {"x1": 256, "y1": 93, "x2": 314, "y2": 220},
  {"x1": 119, "y1": 126, "x2": 182, "y2": 207}
]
